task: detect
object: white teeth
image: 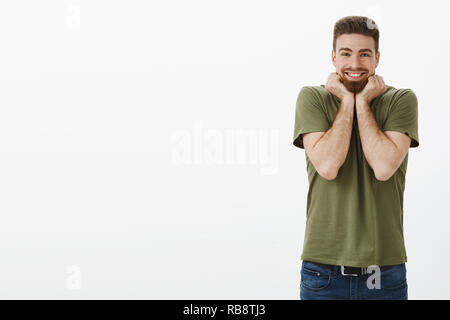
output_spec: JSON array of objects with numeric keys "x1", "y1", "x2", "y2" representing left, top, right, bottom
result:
[{"x1": 347, "y1": 73, "x2": 363, "y2": 77}]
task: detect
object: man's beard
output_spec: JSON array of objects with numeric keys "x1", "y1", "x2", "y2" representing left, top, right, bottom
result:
[{"x1": 340, "y1": 73, "x2": 369, "y2": 94}]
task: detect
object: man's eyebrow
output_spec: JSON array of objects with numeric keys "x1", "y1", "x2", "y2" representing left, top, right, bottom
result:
[{"x1": 338, "y1": 48, "x2": 373, "y2": 54}]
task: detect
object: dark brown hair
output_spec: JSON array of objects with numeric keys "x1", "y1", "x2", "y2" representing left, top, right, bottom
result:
[{"x1": 333, "y1": 16, "x2": 380, "y2": 53}]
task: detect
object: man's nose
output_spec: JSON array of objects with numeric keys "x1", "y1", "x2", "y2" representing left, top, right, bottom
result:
[{"x1": 350, "y1": 56, "x2": 363, "y2": 70}]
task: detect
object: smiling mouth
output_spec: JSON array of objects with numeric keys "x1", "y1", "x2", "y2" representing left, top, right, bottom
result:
[{"x1": 344, "y1": 72, "x2": 366, "y2": 81}]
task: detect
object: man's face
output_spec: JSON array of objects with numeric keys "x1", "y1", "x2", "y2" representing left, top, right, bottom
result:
[{"x1": 332, "y1": 33, "x2": 380, "y2": 93}]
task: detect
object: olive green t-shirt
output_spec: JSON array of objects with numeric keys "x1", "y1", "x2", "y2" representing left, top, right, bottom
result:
[{"x1": 293, "y1": 84, "x2": 419, "y2": 267}]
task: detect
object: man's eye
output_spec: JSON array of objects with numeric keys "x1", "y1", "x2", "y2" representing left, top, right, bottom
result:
[{"x1": 341, "y1": 53, "x2": 370, "y2": 57}]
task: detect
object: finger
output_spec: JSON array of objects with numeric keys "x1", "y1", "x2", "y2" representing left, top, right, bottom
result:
[
  {"x1": 374, "y1": 75, "x2": 386, "y2": 93},
  {"x1": 327, "y1": 72, "x2": 336, "y2": 82},
  {"x1": 328, "y1": 72, "x2": 338, "y2": 84},
  {"x1": 379, "y1": 76, "x2": 387, "y2": 92},
  {"x1": 373, "y1": 75, "x2": 381, "y2": 87},
  {"x1": 376, "y1": 75, "x2": 384, "y2": 89}
]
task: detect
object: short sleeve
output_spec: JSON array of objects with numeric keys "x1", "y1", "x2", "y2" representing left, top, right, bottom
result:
[
  {"x1": 382, "y1": 89, "x2": 419, "y2": 148},
  {"x1": 293, "y1": 86, "x2": 331, "y2": 149}
]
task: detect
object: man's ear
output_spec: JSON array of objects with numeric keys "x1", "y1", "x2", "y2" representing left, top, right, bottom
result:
[
  {"x1": 332, "y1": 50, "x2": 336, "y2": 67},
  {"x1": 375, "y1": 51, "x2": 380, "y2": 68}
]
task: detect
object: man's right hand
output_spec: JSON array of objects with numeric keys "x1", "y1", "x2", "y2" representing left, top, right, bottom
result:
[{"x1": 325, "y1": 72, "x2": 354, "y2": 102}]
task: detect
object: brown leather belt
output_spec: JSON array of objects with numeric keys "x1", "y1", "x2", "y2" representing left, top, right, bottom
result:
[{"x1": 305, "y1": 260, "x2": 396, "y2": 276}]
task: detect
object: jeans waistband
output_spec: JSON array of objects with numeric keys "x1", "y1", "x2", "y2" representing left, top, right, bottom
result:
[{"x1": 304, "y1": 260, "x2": 397, "y2": 276}]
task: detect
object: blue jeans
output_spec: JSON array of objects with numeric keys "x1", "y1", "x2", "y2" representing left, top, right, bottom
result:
[{"x1": 300, "y1": 260, "x2": 408, "y2": 300}]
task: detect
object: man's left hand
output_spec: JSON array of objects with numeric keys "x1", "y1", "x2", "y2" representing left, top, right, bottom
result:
[{"x1": 356, "y1": 74, "x2": 387, "y2": 104}]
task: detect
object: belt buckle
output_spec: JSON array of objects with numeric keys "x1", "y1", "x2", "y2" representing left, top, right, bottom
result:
[{"x1": 341, "y1": 265, "x2": 359, "y2": 276}]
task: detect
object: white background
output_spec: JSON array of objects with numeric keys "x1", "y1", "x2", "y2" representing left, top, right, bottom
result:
[{"x1": 0, "y1": 0, "x2": 448, "y2": 299}]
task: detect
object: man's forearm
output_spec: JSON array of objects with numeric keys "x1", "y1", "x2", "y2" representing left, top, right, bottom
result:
[
  {"x1": 311, "y1": 96, "x2": 354, "y2": 178},
  {"x1": 355, "y1": 99, "x2": 398, "y2": 178}
]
